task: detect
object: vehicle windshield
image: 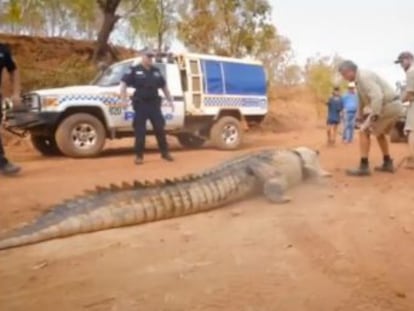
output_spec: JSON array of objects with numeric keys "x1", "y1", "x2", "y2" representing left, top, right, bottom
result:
[
  {"x1": 92, "y1": 61, "x2": 133, "y2": 87},
  {"x1": 92, "y1": 61, "x2": 166, "y2": 87}
]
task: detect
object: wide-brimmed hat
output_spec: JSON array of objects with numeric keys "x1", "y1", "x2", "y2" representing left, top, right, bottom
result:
[{"x1": 394, "y1": 51, "x2": 413, "y2": 64}]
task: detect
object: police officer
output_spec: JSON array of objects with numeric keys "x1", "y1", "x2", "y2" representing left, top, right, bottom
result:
[
  {"x1": 338, "y1": 60, "x2": 403, "y2": 176},
  {"x1": 0, "y1": 42, "x2": 21, "y2": 176},
  {"x1": 394, "y1": 51, "x2": 414, "y2": 169},
  {"x1": 120, "y1": 48, "x2": 174, "y2": 165}
]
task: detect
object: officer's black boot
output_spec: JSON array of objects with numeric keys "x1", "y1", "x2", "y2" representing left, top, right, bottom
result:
[
  {"x1": 0, "y1": 162, "x2": 21, "y2": 176},
  {"x1": 346, "y1": 158, "x2": 371, "y2": 176},
  {"x1": 134, "y1": 156, "x2": 143, "y2": 165},
  {"x1": 161, "y1": 153, "x2": 174, "y2": 162},
  {"x1": 374, "y1": 155, "x2": 395, "y2": 173}
]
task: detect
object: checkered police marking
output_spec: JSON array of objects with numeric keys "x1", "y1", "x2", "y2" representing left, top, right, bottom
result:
[
  {"x1": 59, "y1": 94, "x2": 122, "y2": 105},
  {"x1": 204, "y1": 96, "x2": 267, "y2": 108}
]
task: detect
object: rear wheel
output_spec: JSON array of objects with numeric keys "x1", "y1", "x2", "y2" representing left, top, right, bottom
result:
[
  {"x1": 55, "y1": 113, "x2": 106, "y2": 158},
  {"x1": 210, "y1": 116, "x2": 243, "y2": 150},
  {"x1": 177, "y1": 133, "x2": 206, "y2": 149},
  {"x1": 30, "y1": 135, "x2": 62, "y2": 156}
]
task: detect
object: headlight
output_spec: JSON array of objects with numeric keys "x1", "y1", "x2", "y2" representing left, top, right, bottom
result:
[
  {"x1": 42, "y1": 96, "x2": 59, "y2": 108},
  {"x1": 22, "y1": 93, "x2": 41, "y2": 110},
  {"x1": 1, "y1": 98, "x2": 13, "y2": 112}
]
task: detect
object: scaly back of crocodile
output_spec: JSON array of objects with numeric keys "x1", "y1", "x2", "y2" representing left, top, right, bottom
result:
[
  {"x1": 0, "y1": 151, "x2": 269, "y2": 250},
  {"x1": 0, "y1": 148, "x2": 320, "y2": 251}
]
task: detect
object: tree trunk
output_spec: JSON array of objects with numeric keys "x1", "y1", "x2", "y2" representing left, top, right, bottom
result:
[
  {"x1": 93, "y1": 12, "x2": 120, "y2": 61},
  {"x1": 157, "y1": 31, "x2": 163, "y2": 52}
]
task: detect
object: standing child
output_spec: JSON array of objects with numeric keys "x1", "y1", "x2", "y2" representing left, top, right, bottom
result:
[
  {"x1": 326, "y1": 86, "x2": 344, "y2": 146},
  {"x1": 342, "y1": 82, "x2": 359, "y2": 143}
]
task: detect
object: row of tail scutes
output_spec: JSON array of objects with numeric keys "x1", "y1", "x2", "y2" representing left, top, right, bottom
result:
[{"x1": 82, "y1": 173, "x2": 206, "y2": 195}]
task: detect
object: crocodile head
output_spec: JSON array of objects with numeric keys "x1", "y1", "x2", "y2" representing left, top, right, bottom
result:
[{"x1": 293, "y1": 146, "x2": 332, "y2": 178}]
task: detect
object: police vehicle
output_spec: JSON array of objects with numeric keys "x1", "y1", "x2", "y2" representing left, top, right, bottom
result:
[{"x1": 5, "y1": 52, "x2": 268, "y2": 158}]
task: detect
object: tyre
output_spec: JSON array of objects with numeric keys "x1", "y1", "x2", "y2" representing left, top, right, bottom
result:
[
  {"x1": 210, "y1": 116, "x2": 243, "y2": 150},
  {"x1": 55, "y1": 113, "x2": 106, "y2": 158},
  {"x1": 30, "y1": 135, "x2": 62, "y2": 156},
  {"x1": 177, "y1": 133, "x2": 206, "y2": 149}
]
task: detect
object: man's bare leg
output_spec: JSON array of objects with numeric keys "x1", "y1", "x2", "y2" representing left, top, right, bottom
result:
[
  {"x1": 327, "y1": 126, "x2": 332, "y2": 145},
  {"x1": 360, "y1": 130, "x2": 370, "y2": 158},
  {"x1": 346, "y1": 130, "x2": 371, "y2": 176},
  {"x1": 406, "y1": 131, "x2": 414, "y2": 169},
  {"x1": 374, "y1": 134, "x2": 395, "y2": 172},
  {"x1": 332, "y1": 125, "x2": 338, "y2": 145},
  {"x1": 376, "y1": 134, "x2": 389, "y2": 155}
]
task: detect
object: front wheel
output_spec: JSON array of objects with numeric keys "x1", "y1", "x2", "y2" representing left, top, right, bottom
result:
[
  {"x1": 55, "y1": 113, "x2": 106, "y2": 158},
  {"x1": 209, "y1": 116, "x2": 243, "y2": 150},
  {"x1": 177, "y1": 133, "x2": 206, "y2": 149},
  {"x1": 30, "y1": 135, "x2": 62, "y2": 156}
]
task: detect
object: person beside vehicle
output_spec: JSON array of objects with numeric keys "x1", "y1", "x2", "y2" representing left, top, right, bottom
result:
[
  {"x1": 0, "y1": 42, "x2": 21, "y2": 176},
  {"x1": 120, "y1": 48, "x2": 174, "y2": 165},
  {"x1": 394, "y1": 51, "x2": 414, "y2": 170},
  {"x1": 326, "y1": 86, "x2": 344, "y2": 146},
  {"x1": 338, "y1": 60, "x2": 402, "y2": 176},
  {"x1": 341, "y1": 82, "x2": 359, "y2": 143}
]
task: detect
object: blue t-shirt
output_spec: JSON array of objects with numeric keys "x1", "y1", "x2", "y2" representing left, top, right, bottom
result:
[
  {"x1": 342, "y1": 92, "x2": 358, "y2": 112},
  {"x1": 327, "y1": 96, "x2": 343, "y2": 122}
]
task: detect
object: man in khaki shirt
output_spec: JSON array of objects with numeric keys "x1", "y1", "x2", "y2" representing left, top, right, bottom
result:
[
  {"x1": 395, "y1": 51, "x2": 414, "y2": 169},
  {"x1": 338, "y1": 60, "x2": 402, "y2": 176}
]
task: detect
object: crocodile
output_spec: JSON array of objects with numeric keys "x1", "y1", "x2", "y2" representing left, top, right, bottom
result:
[{"x1": 0, "y1": 146, "x2": 331, "y2": 250}]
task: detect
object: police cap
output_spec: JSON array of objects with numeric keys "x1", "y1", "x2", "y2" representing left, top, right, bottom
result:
[{"x1": 139, "y1": 47, "x2": 156, "y2": 57}]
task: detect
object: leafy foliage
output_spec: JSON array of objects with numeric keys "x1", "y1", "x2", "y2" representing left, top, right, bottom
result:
[
  {"x1": 304, "y1": 54, "x2": 345, "y2": 116},
  {"x1": 0, "y1": 0, "x2": 336, "y2": 90},
  {"x1": 176, "y1": 0, "x2": 293, "y2": 86},
  {"x1": 129, "y1": 0, "x2": 177, "y2": 51}
]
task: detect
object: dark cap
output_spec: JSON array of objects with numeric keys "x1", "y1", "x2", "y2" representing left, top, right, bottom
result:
[
  {"x1": 139, "y1": 47, "x2": 156, "y2": 57},
  {"x1": 394, "y1": 51, "x2": 413, "y2": 64}
]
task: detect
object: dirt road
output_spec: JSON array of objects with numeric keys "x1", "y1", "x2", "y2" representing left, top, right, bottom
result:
[{"x1": 1, "y1": 128, "x2": 413, "y2": 311}]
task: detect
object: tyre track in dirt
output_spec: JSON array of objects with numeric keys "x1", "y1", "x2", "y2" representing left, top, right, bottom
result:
[
  {"x1": 1, "y1": 129, "x2": 414, "y2": 311},
  {"x1": 279, "y1": 177, "x2": 413, "y2": 311}
]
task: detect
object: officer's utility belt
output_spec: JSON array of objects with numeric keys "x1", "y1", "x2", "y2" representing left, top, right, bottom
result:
[{"x1": 133, "y1": 97, "x2": 161, "y2": 104}]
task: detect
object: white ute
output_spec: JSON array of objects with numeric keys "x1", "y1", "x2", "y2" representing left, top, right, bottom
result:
[{"x1": 6, "y1": 52, "x2": 268, "y2": 158}]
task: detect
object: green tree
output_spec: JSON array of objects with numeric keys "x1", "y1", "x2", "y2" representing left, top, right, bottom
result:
[
  {"x1": 129, "y1": 0, "x2": 177, "y2": 51},
  {"x1": 177, "y1": 0, "x2": 292, "y2": 86},
  {"x1": 304, "y1": 54, "x2": 344, "y2": 116},
  {"x1": 0, "y1": 0, "x2": 98, "y2": 38}
]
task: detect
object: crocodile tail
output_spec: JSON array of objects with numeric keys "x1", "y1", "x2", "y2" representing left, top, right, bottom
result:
[{"x1": 0, "y1": 174, "x2": 207, "y2": 250}]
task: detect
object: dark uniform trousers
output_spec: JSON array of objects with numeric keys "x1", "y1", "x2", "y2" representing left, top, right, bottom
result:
[
  {"x1": 0, "y1": 94, "x2": 9, "y2": 167},
  {"x1": 133, "y1": 99, "x2": 168, "y2": 157}
]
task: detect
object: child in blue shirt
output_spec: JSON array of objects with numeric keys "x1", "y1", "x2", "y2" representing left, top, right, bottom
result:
[
  {"x1": 341, "y1": 82, "x2": 359, "y2": 143},
  {"x1": 326, "y1": 86, "x2": 344, "y2": 145}
]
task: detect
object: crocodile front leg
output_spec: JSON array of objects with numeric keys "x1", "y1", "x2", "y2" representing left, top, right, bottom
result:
[{"x1": 247, "y1": 161, "x2": 291, "y2": 204}]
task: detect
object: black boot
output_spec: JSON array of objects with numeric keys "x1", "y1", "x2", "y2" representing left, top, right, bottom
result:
[
  {"x1": 346, "y1": 158, "x2": 371, "y2": 176},
  {"x1": 161, "y1": 153, "x2": 174, "y2": 162},
  {"x1": 374, "y1": 158, "x2": 395, "y2": 173},
  {"x1": 134, "y1": 156, "x2": 143, "y2": 165},
  {"x1": 0, "y1": 162, "x2": 21, "y2": 176}
]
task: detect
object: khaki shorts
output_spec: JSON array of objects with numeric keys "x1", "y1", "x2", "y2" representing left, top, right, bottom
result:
[
  {"x1": 367, "y1": 101, "x2": 402, "y2": 136},
  {"x1": 404, "y1": 103, "x2": 414, "y2": 132}
]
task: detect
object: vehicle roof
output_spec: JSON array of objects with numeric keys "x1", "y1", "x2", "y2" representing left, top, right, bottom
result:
[{"x1": 115, "y1": 53, "x2": 263, "y2": 66}]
